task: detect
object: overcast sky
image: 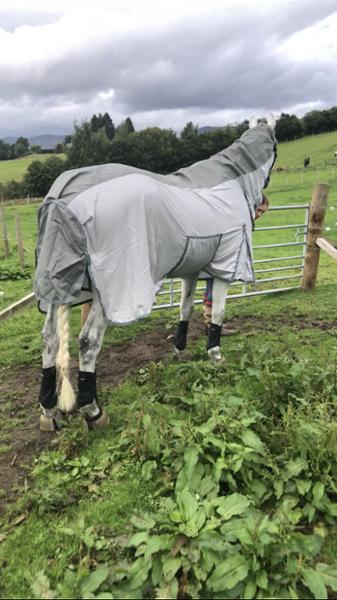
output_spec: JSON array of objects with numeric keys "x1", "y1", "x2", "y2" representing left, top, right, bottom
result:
[{"x1": 1, "y1": 0, "x2": 337, "y2": 138}]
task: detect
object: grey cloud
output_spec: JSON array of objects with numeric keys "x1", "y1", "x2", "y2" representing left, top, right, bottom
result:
[
  {"x1": 0, "y1": 0, "x2": 337, "y2": 135},
  {"x1": 0, "y1": 11, "x2": 61, "y2": 32}
]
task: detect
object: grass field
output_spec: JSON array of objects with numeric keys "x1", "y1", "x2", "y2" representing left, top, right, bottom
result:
[
  {"x1": 0, "y1": 153, "x2": 65, "y2": 184},
  {"x1": 1, "y1": 132, "x2": 337, "y2": 599}
]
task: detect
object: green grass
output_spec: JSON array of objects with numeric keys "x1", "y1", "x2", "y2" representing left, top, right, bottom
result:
[
  {"x1": 276, "y1": 130, "x2": 337, "y2": 170},
  {"x1": 0, "y1": 154, "x2": 65, "y2": 184}
]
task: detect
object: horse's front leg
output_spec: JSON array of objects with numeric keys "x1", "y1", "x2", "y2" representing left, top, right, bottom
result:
[
  {"x1": 39, "y1": 304, "x2": 62, "y2": 431},
  {"x1": 207, "y1": 278, "x2": 230, "y2": 362},
  {"x1": 174, "y1": 274, "x2": 199, "y2": 356},
  {"x1": 78, "y1": 291, "x2": 109, "y2": 430}
]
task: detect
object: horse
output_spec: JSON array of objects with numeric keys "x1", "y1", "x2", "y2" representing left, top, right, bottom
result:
[
  {"x1": 34, "y1": 116, "x2": 277, "y2": 432},
  {"x1": 304, "y1": 157, "x2": 310, "y2": 169}
]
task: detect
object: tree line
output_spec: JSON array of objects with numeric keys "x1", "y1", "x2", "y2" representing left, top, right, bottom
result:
[
  {"x1": 0, "y1": 136, "x2": 44, "y2": 161},
  {"x1": 1, "y1": 105, "x2": 337, "y2": 200},
  {"x1": 0, "y1": 113, "x2": 248, "y2": 199}
]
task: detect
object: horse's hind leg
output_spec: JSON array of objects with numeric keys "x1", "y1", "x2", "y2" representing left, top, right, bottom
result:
[
  {"x1": 207, "y1": 279, "x2": 230, "y2": 362},
  {"x1": 39, "y1": 304, "x2": 62, "y2": 431},
  {"x1": 78, "y1": 291, "x2": 109, "y2": 430},
  {"x1": 174, "y1": 274, "x2": 199, "y2": 356}
]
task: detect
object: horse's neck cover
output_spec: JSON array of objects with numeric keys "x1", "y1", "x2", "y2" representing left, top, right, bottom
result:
[{"x1": 34, "y1": 124, "x2": 276, "y2": 323}]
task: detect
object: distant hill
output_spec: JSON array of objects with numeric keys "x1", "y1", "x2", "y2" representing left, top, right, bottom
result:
[
  {"x1": 197, "y1": 126, "x2": 218, "y2": 134},
  {"x1": 1, "y1": 134, "x2": 67, "y2": 150}
]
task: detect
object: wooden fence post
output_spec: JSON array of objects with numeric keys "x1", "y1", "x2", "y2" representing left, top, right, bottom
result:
[
  {"x1": 0, "y1": 206, "x2": 10, "y2": 258},
  {"x1": 301, "y1": 182, "x2": 329, "y2": 291},
  {"x1": 15, "y1": 214, "x2": 25, "y2": 268}
]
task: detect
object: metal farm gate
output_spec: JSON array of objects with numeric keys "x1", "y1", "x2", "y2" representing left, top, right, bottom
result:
[{"x1": 153, "y1": 202, "x2": 310, "y2": 310}]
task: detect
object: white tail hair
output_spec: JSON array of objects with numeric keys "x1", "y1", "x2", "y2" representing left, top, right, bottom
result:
[{"x1": 56, "y1": 305, "x2": 76, "y2": 412}]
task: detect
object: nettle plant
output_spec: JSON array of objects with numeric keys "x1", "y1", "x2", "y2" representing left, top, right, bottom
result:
[{"x1": 32, "y1": 346, "x2": 337, "y2": 599}]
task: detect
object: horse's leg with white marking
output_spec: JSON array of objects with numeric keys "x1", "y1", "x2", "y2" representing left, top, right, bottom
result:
[
  {"x1": 39, "y1": 304, "x2": 62, "y2": 431},
  {"x1": 207, "y1": 278, "x2": 230, "y2": 362},
  {"x1": 78, "y1": 291, "x2": 109, "y2": 430},
  {"x1": 174, "y1": 274, "x2": 199, "y2": 355}
]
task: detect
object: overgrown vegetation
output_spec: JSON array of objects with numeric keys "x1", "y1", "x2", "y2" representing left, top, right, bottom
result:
[{"x1": 2, "y1": 336, "x2": 337, "y2": 598}]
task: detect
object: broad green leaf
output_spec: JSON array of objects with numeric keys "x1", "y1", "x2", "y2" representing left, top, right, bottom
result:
[
  {"x1": 285, "y1": 458, "x2": 307, "y2": 479},
  {"x1": 141, "y1": 460, "x2": 157, "y2": 481},
  {"x1": 302, "y1": 567, "x2": 327, "y2": 600},
  {"x1": 169, "y1": 510, "x2": 182, "y2": 523},
  {"x1": 176, "y1": 489, "x2": 198, "y2": 522},
  {"x1": 146, "y1": 427, "x2": 161, "y2": 456},
  {"x1": 295, "y1": 479, "x2": 312, "y2": 496},
  {"x1": 316, "y1": 563, "x2": 337, "y2": 591},
  {"x1": 144, "y1": 535, "x2": 171, "y2": 560},
  {"x1": 127, "y1": 531, "x2": 149, "y2": 547},
  {"x1": 130, "y1": 513, "x2": 156, "y2": 530},
  {"x1": 324, "y1": 500, "x2": 337, "y2": 517},
  {"x1": 274, "y1": 479, "x2": 283, "y2": 499},
  {"x1": 31, "y1": 573, "x2": 57, "y2": 599},
  {"x1": 244, "y1": 579, "x2": 257, "y2": 599},
  {"x1": 81, "y1": 568, "x2": 110, "y2": 596},
  {"x1": 197, "y1": 415, "x2": 217, "y2": 434},
  {"x1": 215, "y1": 493, "x2": 250, "y2": 520},
  {"x1": 288, "y1": 587, "x2": 299, "y2": 599},
  {"x1": 162, "y1": 557, "x2": 182, "y2": 582},
  {"x1": 312, "y1": 482, "x2": 325, "y2": 505},
  {"x1": 220, "y1": 519, "x2": 253, "y2": 545},
  {"x1": 208, "y1": 553, "x2": 249, "y2": 591},
  {"x1": 142, "y1": 414, "x2": 152, "y2": 430},
  {"x1": 256, "y1": 570, "x2": 268, "y2": 590},
  {"x1": 249, "y1": 479, "x2": 268, "y2": 500},
  {"x1": 155, "y1": 578, "x2": 178, "y2": 599},
  {"x1": 183, "y1": 446, "x2": 199, "y2": 477},
  {"x1": 240, "y1": 429, "x2": 265, "y2": 452}
]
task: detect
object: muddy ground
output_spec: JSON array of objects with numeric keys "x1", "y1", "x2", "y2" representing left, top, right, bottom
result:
[{"x1": 0, "y1": 313, "x2": 336, "y2": 513}]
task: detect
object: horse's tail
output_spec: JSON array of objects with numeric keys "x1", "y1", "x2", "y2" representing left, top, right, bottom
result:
[{"x1": 56, "y1": 305, "x2": 76, "y2": 412}]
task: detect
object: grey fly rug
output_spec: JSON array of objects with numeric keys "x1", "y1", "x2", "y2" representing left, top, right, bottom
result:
[{"x1": 34, "y1": 124, "x2": 276, "y2": 324}]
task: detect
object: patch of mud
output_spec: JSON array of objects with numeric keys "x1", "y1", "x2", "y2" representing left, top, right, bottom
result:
[
  {"x1": 0, "y1": 313, "x2": 335, "y2": 512},
  {"x1": 0, "y1": 319, "x2": 206, "y2": 512}
]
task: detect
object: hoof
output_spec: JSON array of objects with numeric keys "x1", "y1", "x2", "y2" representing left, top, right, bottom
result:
[
  {"x1": 221, "y1": 327, "x2": 236, "y2": 337},
  {"x1": 173, "y1": 347, "x2": 185, "y2": 360},
  {"x1": 84, "y1": 408, "x2": 110, "y2": 432},
  {"x1": 208, "y1": 346, "x2": 224, "y2": 364},
  {"x1": 39, "y1": 413, "x2": 62, "y2": 432}
]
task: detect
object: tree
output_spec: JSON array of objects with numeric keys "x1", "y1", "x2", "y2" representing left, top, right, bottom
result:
[
  {"x1": 13, "y1": 136, "x2": 30, "y2": 157},
  {"x1": 180, "y1": 121, "x2": 199, "y2": 139},
  {"x1": 30, "y1": 144, "x2": 42, "y2": 154},
  {"x1": 66, "y1": 120, "x2": 113, "y2": 168},
  {"x1": 110, "y1": 127, "x2": 183, "y2": 173},
  {"x1": 275, "y1": 113, "x2": 304, "y2": 141},
  {"x1": 54, "y1": 143, "x2": 64, "y2": 154},
  {"x1": 91, "y1": 112, "x2": 115, "y2": 139},
  {"x1": 0, "y1": 139, "x2": 11, "y2": 160},
  {"x1": 115, "y1": 117, "x2": 135, "y2": 140},
  {"x1": 24, "y1": 156, "x2": 66, "y2": 197}
]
